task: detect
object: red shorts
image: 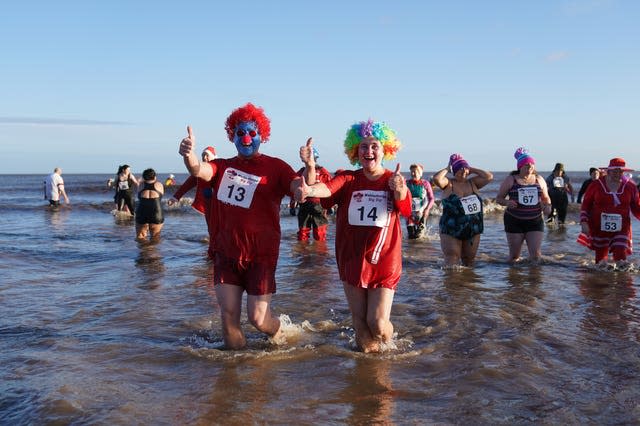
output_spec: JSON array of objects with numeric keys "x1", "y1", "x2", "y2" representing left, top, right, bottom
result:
[{"x1": 213, "y1": 252, "x2": 276, "y2": 296}]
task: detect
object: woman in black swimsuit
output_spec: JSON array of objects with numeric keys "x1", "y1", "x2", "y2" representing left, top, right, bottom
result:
[{"x1": 135, "y1": 168, "x2": 165, "y2": 240}]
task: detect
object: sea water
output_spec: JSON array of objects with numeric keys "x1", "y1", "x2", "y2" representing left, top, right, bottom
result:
[{"x1": 1, "y1": 172, "x2": 639, "y2": 424}]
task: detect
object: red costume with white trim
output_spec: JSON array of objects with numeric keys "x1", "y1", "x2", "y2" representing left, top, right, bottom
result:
[
  {"x1": 321, "y1": 169, "x2": 411, "y2": 289},
  {"x1": 207, "y1": 154, "x2": 297, "y2": 266},
  {"x1": 580, "y1": 176, "x2": 640, "y2": 260}
]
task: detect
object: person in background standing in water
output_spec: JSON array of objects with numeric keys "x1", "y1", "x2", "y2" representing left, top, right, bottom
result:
[
  {"x1": 295, "y1": 119, "x2": 410, "y2": 353},
  {"x1": 578, "y1": 157, "x2": 640, "y2": 265},
  {"x1": 44, "y1": 167, "x2": 70, "y2": 208},
  {"x1": 178, "y1": 103, "x2": 303, "y2": 350},
  {"x1": 164, "y1": 174, "x2": 177, "y2": 187},
  {"x1": 295, "y1": 144, "x2": 332, "y2": 242},
  {"x1": 432, "y1": 154, "x2": 493, "y2": 266},
  {"x1": 114, "y1": 164, "x2": 139, "y2": 215},
  {"x1": 405, "y1": 163, "x2": 434, "y2": 239},
  {"x1": 135, "y1": 168, "x2": 165, "y2": 240},
  {"x1": 496, "y1": 147, "x2": 552, "y2": 263},
  {"x1": 169, "y1": 146, "x2": 218, "y2": 258},
  {"x1": 577, "y1": 167, "x2": 600, "y2": 204},
  {"x1": 545, "y1": 162, "x2": 574, "y2": 225}
]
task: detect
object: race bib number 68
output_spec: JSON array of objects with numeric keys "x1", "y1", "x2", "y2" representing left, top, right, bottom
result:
[{"x1": 460, "y1": 194, "x2": 481, "y2": 215}]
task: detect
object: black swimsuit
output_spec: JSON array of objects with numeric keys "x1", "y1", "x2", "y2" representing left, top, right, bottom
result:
[{"x1": 135, "y1": 182, "x2": 164, "y2": 225}]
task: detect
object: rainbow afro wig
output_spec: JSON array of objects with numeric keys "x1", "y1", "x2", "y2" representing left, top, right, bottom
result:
[
  {"x1": 225, "y1": 103, "x2": 271, "y2": 142},
  {"x1": 343, "y1": 119, "x2": 401, "y2": 166}
]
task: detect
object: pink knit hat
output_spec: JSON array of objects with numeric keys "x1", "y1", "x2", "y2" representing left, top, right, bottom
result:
[
  {"x1": 514, "y1": 147, "x2": 535, "y2": 170},
  {"x1": 449, "y1": 153, "x2": 469, "y2": 174}
]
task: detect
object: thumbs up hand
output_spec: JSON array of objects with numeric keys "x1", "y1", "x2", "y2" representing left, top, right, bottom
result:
[
  {"x1": 294, "y1": 175, "x2": 311, "y2": 203},
  {"x1": 179, "y1": 126, "x2": 196, "y2": 157},
  {"x1": 389, "y1": 163, "x2": 406, "y2": 192},
  {"x1": 299, "y1": 137, "x2": 315, "y2": 166}
]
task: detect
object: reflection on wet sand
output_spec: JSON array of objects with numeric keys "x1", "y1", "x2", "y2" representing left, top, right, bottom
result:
[
  {"x1": 135, "y1": 240, "x2": 165, "y2": 289},
  {"x1": 579, "y1": 271, "x2": 636, "y2": 337},
  {"x1": 340, "y1": 358, "x2": 395, "y2": 424}
]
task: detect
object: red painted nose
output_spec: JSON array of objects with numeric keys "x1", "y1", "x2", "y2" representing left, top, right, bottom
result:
[{"x1": 242, "y1": 135, "x2": 252, "y2": 145}]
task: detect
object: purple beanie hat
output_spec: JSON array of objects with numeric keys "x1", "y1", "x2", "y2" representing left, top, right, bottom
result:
[
  {"x1": 514, "y1": 147, "x2": 535, "y2": 170},
  {"x1": 449, "y1": 153, "x2": 469, "y2": 174}
]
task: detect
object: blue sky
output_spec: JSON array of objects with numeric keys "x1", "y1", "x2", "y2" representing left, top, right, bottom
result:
[{"x1": 1, "y1": 0, "x2": 638, "y2": 174}]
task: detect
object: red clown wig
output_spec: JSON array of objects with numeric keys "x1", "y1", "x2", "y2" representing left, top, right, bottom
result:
[{"x1": 224, "y1": 103, "x2": 272, "y2": 142}]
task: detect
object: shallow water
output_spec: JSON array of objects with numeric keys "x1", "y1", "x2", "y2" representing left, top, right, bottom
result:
[{"x1": 1, "y1": 173, "x2": 639, "y2": 424}]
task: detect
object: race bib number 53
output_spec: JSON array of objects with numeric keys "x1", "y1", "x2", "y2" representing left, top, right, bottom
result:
[
  {"x1": 217, "y1": 167, "x2": 261, "y2": 209},
  {"x1": 601, "y1": 213, "x2": 622, "y2": 232},
  {"x1": 348, "y1": 190, "x2": 389, "y2": 227}
]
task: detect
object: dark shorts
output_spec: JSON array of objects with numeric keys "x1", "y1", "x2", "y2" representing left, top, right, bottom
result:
[
  {"x1": 503, "y1": 212, "x2": 544, "y2": 234},
  {"x1": 297, "y1": 201, "x2": 329, "y2": 228},
  {"x1": 214, "y1": 252, "x2": 276, "y2": 296},
  {"x1": 48, "y1": 200, "x2": 60, "y2": 207}
]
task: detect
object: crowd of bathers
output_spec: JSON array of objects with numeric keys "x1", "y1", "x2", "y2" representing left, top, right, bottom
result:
[{"x1": 44, "y1": 102, "x2": 640, "y2": 352}]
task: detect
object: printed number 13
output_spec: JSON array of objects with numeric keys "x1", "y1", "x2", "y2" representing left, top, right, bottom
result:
[{"x1": 226, "y1": 184, "x2": 246, "y2": 202}]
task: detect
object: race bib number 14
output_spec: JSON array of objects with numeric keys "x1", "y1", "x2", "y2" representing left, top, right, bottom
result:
[
  {"x1": 217, "y1": 167, "x2": 261, "y2": 209},
  {"x1": 348, "y1": 190, "x2": 389, "y2": 228}
]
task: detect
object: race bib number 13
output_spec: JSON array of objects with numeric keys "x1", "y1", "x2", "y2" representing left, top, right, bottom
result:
[
  {"x1": 348, "y1": 190, "x2": 389, "y2": 228},
  {"x1": 217, "y1": 167, "x2": 261, "y2": 209}
]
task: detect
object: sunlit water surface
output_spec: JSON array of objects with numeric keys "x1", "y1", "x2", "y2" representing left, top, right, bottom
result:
[{"x1": 1, "y1": 173, "x2": 639, "y2": 424}]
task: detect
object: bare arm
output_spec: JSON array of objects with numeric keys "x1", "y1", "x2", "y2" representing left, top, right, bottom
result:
[
  {"x1": 178, "y1": 126, "x2": 213, "y2": 181},
  {"x1": 469, "y1": 167, "x2": 494, "y2": 189},
  {"x1": 537, "y1": 176, "x2": 552, "y2": 216},
  {"x1": 432, "y1": 167, "x2": 450, "y2": 190},
  {"x1": 60, "y1": 185, "x2": 70, "y2": 204},
  {"x1": 389, "y1": 163, "x2": 408, "y2": 201},
  {"x1": 299, "y1": 137, "x2": 316, "y2": 184},
  {"x1": 294, "y1": 176, "x2": 331, "y2": 202},
  {"x1": 155, "y1": 181, "x2": 165, "y2": 196},
  {"x1": 496, "y1": 175, "x2": 516, "y2": 209}
]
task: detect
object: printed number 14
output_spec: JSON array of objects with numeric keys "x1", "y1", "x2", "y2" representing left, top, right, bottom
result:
[{"x1": 357, "y1": 206, "x2": 378, "y2": 222}]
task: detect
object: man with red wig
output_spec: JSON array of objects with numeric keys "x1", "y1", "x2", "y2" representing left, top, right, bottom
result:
[{"x1": 179, "y1": 103, "x2": 301, "y2": 349}]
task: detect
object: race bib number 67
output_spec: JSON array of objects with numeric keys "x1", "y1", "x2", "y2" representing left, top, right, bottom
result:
[
  {"x1": 348, "y1": 190, "x2": 389, "y2": 228},
  {"x1": 217, "y1": 167, "x2": 261, "y2": 209},
  {"x1": 517, "y1": 187, "x2": 539, "y2": 206}
]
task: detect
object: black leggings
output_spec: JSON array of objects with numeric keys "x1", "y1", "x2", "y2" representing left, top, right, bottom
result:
[
  {"x1": 549, "y1": 191, "x2": 568, "y2": 223},
  {"x1": 116, "y1": 190, "x2": 135, "y2": 213}
]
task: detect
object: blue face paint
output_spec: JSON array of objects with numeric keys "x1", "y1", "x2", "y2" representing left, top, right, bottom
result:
[{"x1": 233, "y1": 121, "x2": 261, "y2": 157}]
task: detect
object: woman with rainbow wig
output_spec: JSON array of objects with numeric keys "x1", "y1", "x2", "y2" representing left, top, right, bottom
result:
[
  {"x1": 295, "y1": 119, "x2": 411, "y2": 353},
  {"x1": 496, "y1": 147, "x2": 552, "y2": 262}
]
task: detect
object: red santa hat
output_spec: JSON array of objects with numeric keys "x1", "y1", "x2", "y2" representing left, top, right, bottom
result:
[{"x1": 202, "y1": 146, "x2": 217, "y2": 159}]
